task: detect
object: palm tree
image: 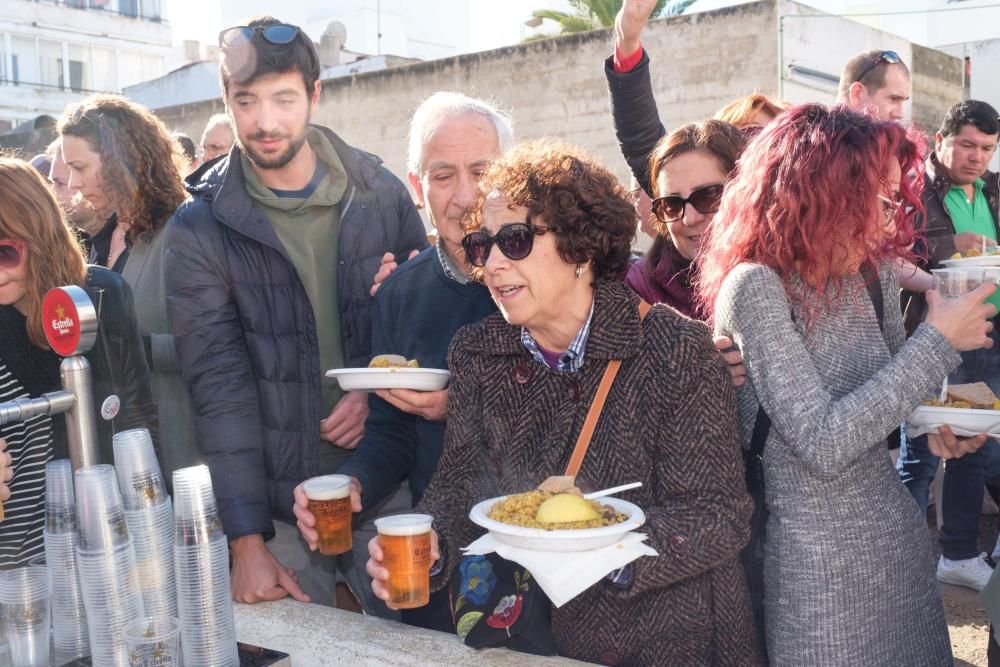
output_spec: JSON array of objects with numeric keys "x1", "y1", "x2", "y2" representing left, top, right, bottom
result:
[{"x1": 531, "y1": 0, "x2": 668, "y2": 35}]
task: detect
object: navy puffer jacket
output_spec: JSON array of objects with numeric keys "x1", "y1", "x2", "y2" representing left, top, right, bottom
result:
[{"x1": 163, "y1": 125, "x2": 427, "y2": 540}]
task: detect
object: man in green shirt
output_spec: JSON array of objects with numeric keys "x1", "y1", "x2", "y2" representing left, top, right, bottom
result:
[{"x1": 897, "y1": 100, "x2": 1000, "y2": 592}]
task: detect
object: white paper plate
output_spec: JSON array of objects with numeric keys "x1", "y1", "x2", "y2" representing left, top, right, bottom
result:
[
  {"x1": 939, "y1": 255, "x2": 1000, "y2": 268},
  {"x1": 907, "y1": 405, "x2": 1000, "y2": 435},
  {"x1": 325, "y1": 367, "x2": 450, "y2": 392},
  {"x1": 469, "y1": 496, "x2": 645, "y2": 553}
]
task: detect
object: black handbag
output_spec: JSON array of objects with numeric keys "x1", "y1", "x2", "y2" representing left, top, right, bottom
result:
[
  {"x1": 740, "y1": 263, "x2": 886, "y2": 660},
  {"x1": 448, "y1": 301, "x2": 652, "y2": 655}
]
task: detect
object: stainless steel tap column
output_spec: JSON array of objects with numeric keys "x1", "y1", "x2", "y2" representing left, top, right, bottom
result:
[
  {"x1": 61, "y1": 355, "x2": 99, "y2": 470},
  {"x1": 47, "y1": 286, "x2": 100, "y2": 471}
]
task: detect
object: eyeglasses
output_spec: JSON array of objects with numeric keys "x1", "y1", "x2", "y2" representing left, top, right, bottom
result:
[
  {"x1": 651, "y1": 183, "x2": 725, "y2": 223},
  {"x1": 219, "y1": 24, "x2": 302, "y2": 48},
  {"x1": 878, "y1": 193, "x2": 905, "y2": 221},
  {"x1": 461, "y1": 222, "x2": 549, "y2": 268},
  {"x1": 0, "y1": 240, "x2": 24, "y2": 270},
  {"x1": 855, "y1": 50, "x2": 902, "y2": 84}
]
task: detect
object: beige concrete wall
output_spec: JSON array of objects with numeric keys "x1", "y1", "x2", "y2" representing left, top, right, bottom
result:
[
  {"x1": 156, "y1": 1, "x2": 778, "y2": 187},
  {"x1": 910, "y1": 43, "x2": 965, "y2": 136},
  {"x1": 155, "y1": 0, "x2": 962, "y2": 190}
]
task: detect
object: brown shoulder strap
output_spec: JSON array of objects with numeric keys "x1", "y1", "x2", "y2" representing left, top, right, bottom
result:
[{"x1": 564, "y1": 301, "x2": 652, "y2": 477}]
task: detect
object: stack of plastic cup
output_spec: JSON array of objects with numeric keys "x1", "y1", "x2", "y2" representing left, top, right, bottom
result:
[
  {"x1": 75, "y1": 464, "x2": 145, "y2": 667},
  {"x1": 0, "y1": 566, "x2": 51, "y2": 667},
  {"x1": 173, "y1": 465, "x2": 238, "y2": 667},
  {"x1": 113, "y1": 429, "x2": 177, "y2": 619},
  {"x1": 42, "y1": 459, "x2": 89, "y2": 660}
]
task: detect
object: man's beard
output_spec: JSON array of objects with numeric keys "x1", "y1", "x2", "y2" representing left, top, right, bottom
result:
[{"x1": 238, "y1": 126, "x2": 309, "y2": 170}]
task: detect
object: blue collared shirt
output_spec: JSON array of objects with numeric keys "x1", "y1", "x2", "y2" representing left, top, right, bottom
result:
[{"x1": 519, "y1": 300, "x2": 595, "y2": 372}]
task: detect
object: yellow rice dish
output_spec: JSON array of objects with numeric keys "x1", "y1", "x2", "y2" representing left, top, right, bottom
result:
[{"x1": 488, "y1": 490, "x2": 627, "y2": 531}]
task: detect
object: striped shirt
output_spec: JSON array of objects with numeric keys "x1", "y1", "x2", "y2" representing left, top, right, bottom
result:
[{"x1": 0, "y1": 361, "x2": 52, "y2": 568}]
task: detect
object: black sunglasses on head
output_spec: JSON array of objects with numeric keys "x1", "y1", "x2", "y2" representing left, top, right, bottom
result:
[
  {"x1": 219, "y1": 24, "x2": 302, "y2": 48},
  {"x1": 461, "y1": 222, "x2": 549, "y2": 268},
  {"x1": 855, "y1": 50, "x2": 902, "y2": 84},
  {"x1": 651, "y1": 183, "x2": 725, "y2": 223}
]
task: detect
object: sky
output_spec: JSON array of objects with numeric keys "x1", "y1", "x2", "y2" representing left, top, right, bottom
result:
[{"x1": 166, "y1": 0, "x2": 576, "y2": 56}]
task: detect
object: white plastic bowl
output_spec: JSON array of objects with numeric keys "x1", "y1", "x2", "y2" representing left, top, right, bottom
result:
[
  {"x1": 325, "y1": 367, "x2": 450, "y2": 392},
  {"x1": 469, "y1": 496, "x2": 645, "y2": 553},
  {"x1": 907, "y1": 405, "x2": 1000, "y2": 436}
]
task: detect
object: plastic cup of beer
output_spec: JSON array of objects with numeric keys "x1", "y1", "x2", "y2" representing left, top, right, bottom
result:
[
  {"x1": 374, "y1": 514, "x2": 434, "y2": 609},
  {"x1": 303, "y1": 475, "x2": 353, "y2": 556}
]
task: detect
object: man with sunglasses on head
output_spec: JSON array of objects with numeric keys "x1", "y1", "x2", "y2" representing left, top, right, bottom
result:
[
  {"x1": 837, "y1": 49, "x2": 911, "y2": 123},
  {"x1": 897, "y1": 100, "x2": 1000, "y2": 592},
  {"x1": 294, "y1": 91, "x2": 512, "y2": 629},
  {"x1": 163, "y1": 15, "x2": 426, "y2": 610}
]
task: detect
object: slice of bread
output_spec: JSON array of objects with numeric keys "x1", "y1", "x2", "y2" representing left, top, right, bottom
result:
[{"x1": 947, "y1": 382, "x2": 999, "y2": 410}]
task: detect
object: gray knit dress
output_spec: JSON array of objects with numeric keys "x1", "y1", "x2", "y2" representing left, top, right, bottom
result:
[{"x1": 715, "y1": 262, "x2": 960, "y2": 666}]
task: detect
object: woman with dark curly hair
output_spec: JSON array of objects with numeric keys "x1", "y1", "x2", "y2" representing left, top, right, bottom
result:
[
  {"x1": 362, "y1": 139, "x2": 760, "y2": 665},
  {"x1": 59, "y1": 95, "x2": 195, "y2": 480}
]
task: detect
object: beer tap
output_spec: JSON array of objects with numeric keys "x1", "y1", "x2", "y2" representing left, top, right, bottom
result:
[{"x1": 0, "y1": 286, "x2": 100, "y2": 473}]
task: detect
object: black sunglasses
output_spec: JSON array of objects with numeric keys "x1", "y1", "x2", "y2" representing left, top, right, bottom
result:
[
  {"x1": 462, "y1": 223, "x2": 549, "y2": 268},
  {"x1": 219, "y1": 24, "x2": 302, "y2": 48},
  {"x1": 855, "y1": 50, "x2": 902, "y2": 84},
  {"x1": 651, "y1": 183, "x2": 725, "y2": 223}
]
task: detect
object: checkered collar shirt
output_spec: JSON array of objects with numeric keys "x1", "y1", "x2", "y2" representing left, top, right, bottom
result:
[
  {"x1": 519, "y1": 299, "x2": 595, "y2": 372},
  {"x1": 435, "y1": 237, "x2": 471, "y2": 285}
]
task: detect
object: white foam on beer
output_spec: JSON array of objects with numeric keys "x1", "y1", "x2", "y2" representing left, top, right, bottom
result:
[
  {"x1": 375, "y1": 513, "x2": 433, "y2": 536},
  {"x1": 303, "y1": 475, "x2": 351, "y2": 501}
]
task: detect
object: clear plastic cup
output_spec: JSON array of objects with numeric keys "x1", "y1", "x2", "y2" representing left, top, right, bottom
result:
[
  {"x1": 76, "y1": 539, "x2": 145, "y2": 666},
  {"x1": 303, "y1": 475, "x2": 353, "y2": 555},
  {"x1": 0, "y1": 567, "x2": 51, "y2": 667},
  {"x1": 932, "y1": 268, "x2": 985, "y2": 299},
  {"x1": 374, "y1": 514, "x2": 434, "y2": 609},
  {"x1": 175, "y1": 528, "x2": 238, "y2": 667},
  {"x1": 124, "y1": 616, "x2": 181, "y2": 667},
  {"x1": 113, "y1": 429, "x2": 168, "y2": 511},
  {"x1": 75, "y1": 465, "x2": 130, "y2": 551},
  {"x1": 45, "y1": 460, "x2": 77, "y2": 534},
  {"x1": 172, "y1": 465, "x2": 218, "y2": 518}
]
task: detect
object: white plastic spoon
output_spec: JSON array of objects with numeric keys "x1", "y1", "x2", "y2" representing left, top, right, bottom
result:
[{"x1": 584, "y1": 482, "x2": 642, "y2": 500}]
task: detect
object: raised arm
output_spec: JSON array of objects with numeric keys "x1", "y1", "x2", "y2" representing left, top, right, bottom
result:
[{"x1": 605, "y1": 0, "x2": 666, "y2": 194}]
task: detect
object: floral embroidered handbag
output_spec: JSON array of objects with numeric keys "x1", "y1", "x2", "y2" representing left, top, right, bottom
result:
[
  {"x1": 448, "y1": 301, "x2": 651, "y2": 654},
  {"x1": 448, "y1": 553, "x2": 557, "y2": 655}
]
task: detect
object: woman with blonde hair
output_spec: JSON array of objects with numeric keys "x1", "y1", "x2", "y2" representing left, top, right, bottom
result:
[
  {"x1": 0, "y1": 157, "x2": 155, "y2": 567},
  {"x1": 59, "y1": 95, "x2": 194, "y2": 480},
  {"x1": 714, "y1": 93, "x2": 791, "y2": 133}
]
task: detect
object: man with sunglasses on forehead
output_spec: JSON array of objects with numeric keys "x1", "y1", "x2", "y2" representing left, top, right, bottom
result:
[
  {"x1": 163, "y1": 15, "x2": 426, "y2": 610},
  {"x1": 837, "y1": 49, "x2": 911, "y2": 123},
  {"x1": 896, "y1": 101, "x2": 1000, "y2": 593}
]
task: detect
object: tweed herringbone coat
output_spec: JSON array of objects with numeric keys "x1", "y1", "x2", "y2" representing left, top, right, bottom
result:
[{"x1": 418, "y1": 281, "x2": 761, "y2": 666}]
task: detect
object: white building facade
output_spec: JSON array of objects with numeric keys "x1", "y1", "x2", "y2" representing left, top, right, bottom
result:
[{"x1": 0, "y1": 0, "x2": 172, "y2": 131}]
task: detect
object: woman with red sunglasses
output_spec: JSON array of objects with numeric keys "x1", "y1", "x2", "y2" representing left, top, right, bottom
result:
[{"x1": 0, "y1": 157, "x2": 156, "y2": 567}]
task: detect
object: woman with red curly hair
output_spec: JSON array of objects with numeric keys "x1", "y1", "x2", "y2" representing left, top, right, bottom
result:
[{"x1": 701, "y1": 104, "x2": 994, "y2": 664}]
